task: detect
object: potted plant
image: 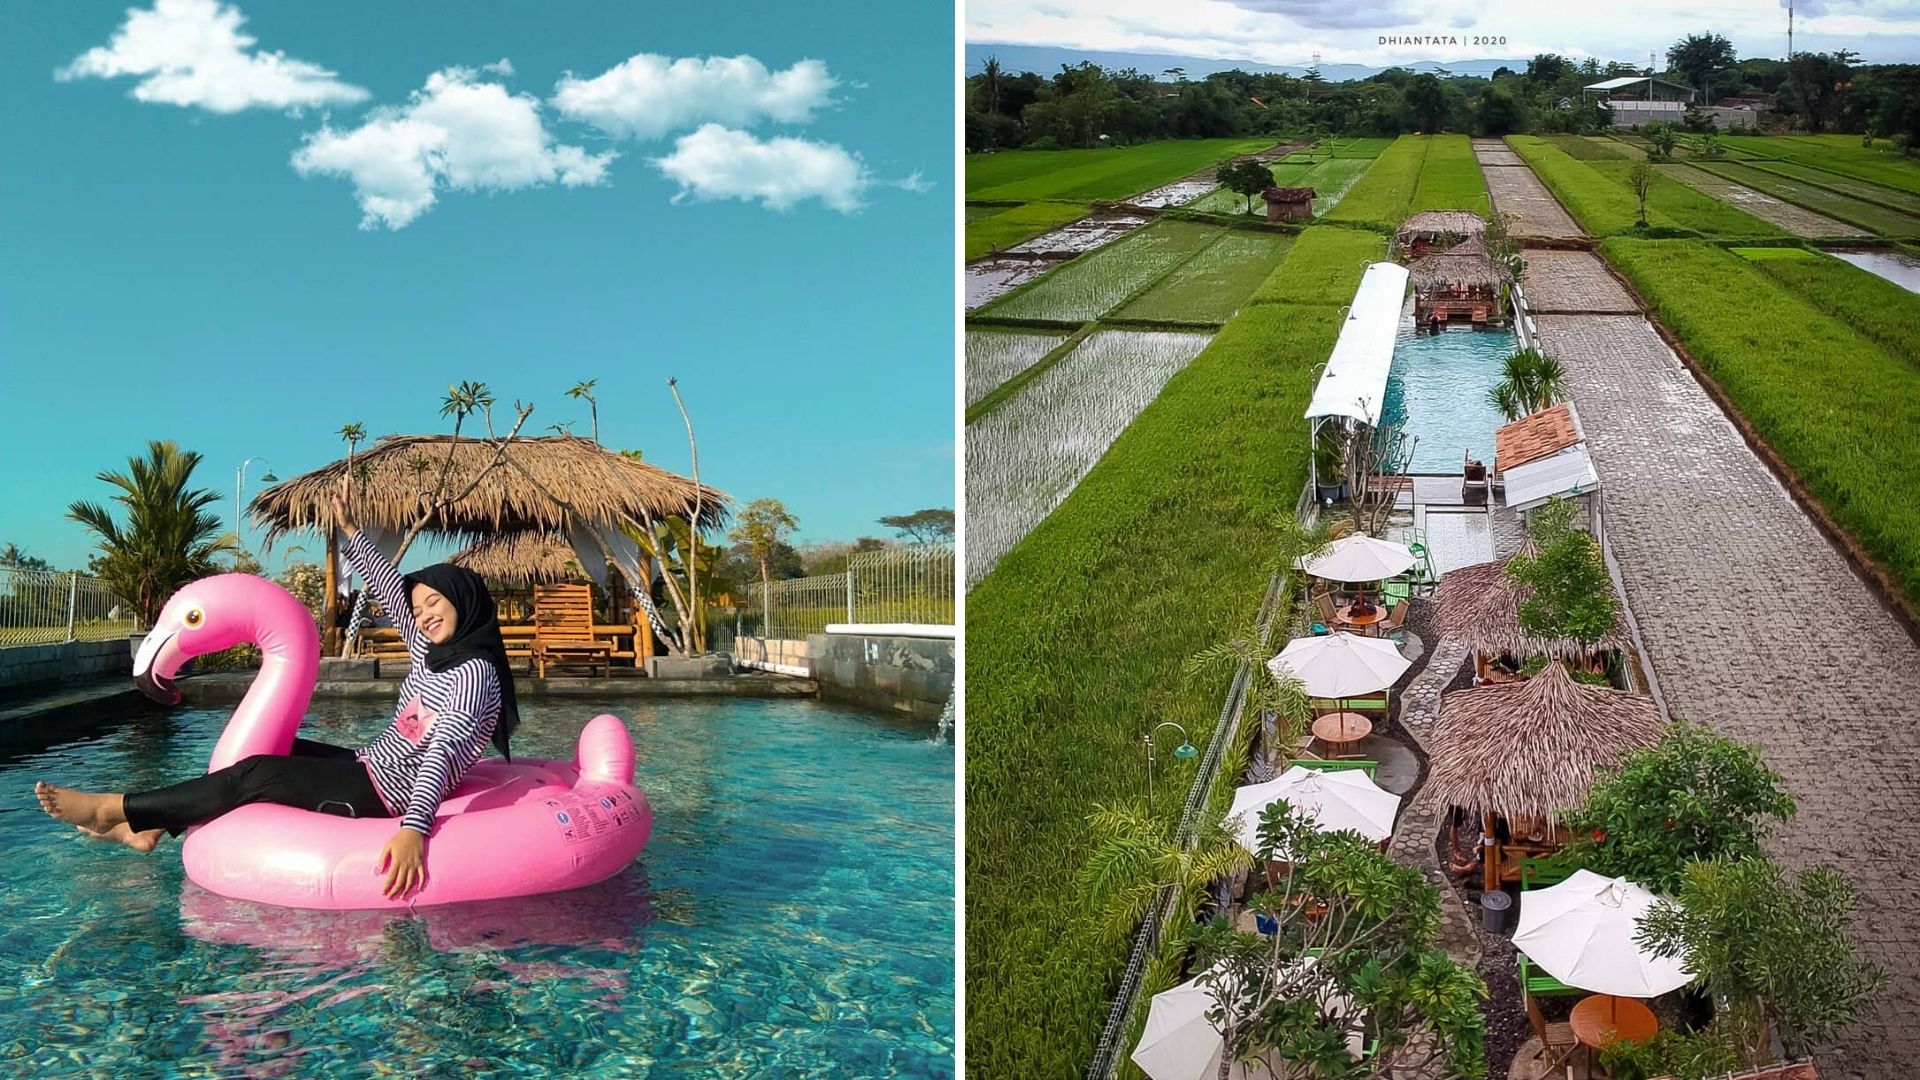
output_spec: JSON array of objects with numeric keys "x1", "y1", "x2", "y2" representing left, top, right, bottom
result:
[{"x1": 1314, "y1": 435, "x2": 1346, "y2": 503}]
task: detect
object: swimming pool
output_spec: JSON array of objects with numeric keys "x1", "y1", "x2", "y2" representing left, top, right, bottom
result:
[
  {"x1": 1379, "y1": 311, "x2": 1515, "y2": 475},
  {"x1": 0, "y1": 696, "x2": 954, "y2": 1076}
]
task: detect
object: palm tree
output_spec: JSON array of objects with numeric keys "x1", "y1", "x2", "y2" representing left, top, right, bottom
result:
[
  {"x1": 1078, "y1": 803, "x2": 1253, "y2": 938},
  {"x1": 981, "y1": 56, "x2": 1003, "y2": 117},
  {"x1": 66, "y1": 440, "x2": 238, "y2": 627},
  {"x1": 0, "y1": 543, "x2": 50, "y2": 571},
  {"x1": 1487, "y1": 349, "x2": 1567, "y2": 421}
]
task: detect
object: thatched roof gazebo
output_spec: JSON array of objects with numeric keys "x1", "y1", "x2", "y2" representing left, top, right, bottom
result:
[
  {"x1": 1433, "y1": 549, "x2": 1627, "y2": 667},
  {"x1": 1425, "y1": 662, "x2": 1664, "y2": 890},
  {"x1": 1395, "y1": 210, "x2": 1485, "y2": 255},
  {"x1": 1408, "y1": 237, "x2": 1511, "y2": 291},
  {"x1": 249, "y1": 434, "x2": 730, "y2": 655}
]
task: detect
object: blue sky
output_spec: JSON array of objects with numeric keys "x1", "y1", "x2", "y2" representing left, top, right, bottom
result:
[{"x1": 1, "y1": 0, "x2": 954, "y2": 573}]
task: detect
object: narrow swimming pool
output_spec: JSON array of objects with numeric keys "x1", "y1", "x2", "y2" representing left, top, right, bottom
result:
[
  {"x1": 0, "y1": 696, "x2": 954, "y2": 1076},
  {"x1": 1378, "y1": 307, "x2": 1516, "y2": 475}
]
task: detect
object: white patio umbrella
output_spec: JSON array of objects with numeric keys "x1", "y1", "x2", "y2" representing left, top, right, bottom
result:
[
  {"x1": 1266, "y1": 633, "x2": 1410, "y2": 699},
  {"x1": 1296, "y1": 534, "x2": 1416, "y2": 583},
  {"x1": 1131, "y1": 960, "x2": 1361, "y2": 1080},
  {"x1": 1228, "y1": 765, "x2": 1402, "y2": 854},
  {"x1": 1512, "y1": 869, "x2": 1694, "y2": 997}
]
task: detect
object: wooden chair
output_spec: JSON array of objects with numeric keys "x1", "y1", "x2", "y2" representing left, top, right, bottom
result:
[
  {"x1": 1313, "y1": 592, "x2": 1339, "y2": 635},
  {"x1": 1379, "y1": 602, "x2": 1408, "y2": 642},
  {"x1": 1524, "y1": 981, "x2": 1580, "y2": 1075},
  {"x1": 531, "y1": 584, "x2": 611, "y2": 678}
]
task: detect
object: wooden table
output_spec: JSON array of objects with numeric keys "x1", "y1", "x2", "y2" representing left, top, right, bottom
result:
[
  {"x1": 1569, "y1": 994, "x2": 1657, "y2": 1072},
  {"x1": 1335, "y1": 603, "x2": 1386, "y2": 631},
  {"x1": 1311, "y1": 711, "x2": 1373, "y2": 757}
]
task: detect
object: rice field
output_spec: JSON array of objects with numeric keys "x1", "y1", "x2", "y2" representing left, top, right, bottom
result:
[
  {"x1": 1320, "y1": 135, "x2": 1428, "y2": 226},
  {"x1": 1661, "y1": 165, "x2": 1871, "y2": 237},
  {"x1": 1246, "y1": 226, "x2": 1387, "y2": 306},
  {"x1": 967, "y1": 201, "x2": 1095, "y2": 260},
  {"x1": 964, "y1": 329, "x2": 1215, "y2": 586},
  {"x1": 1185, "y1": 155, "x2": 1376, "y2": 217},
  {"x1": 1689, "y1": 161, "x2": 1920, "y2": 237},
  {"x1": 966, "y1": 138, "x2": 1278, "y2": 202},
  {"x1": 977, "y1": 220, "x2": 1222, "y2": 323},
  {"x1": 1721, "y1": 135, "x2": 1920, "y2": 198},
  {"x1": 1544, "y1": 135, "x2": 1634, "y2": 160},
  {"x1": 1112, "y1": 230, "x2": 1295, "y2": 324},
  {"x1": 1601, "y1": 237, "x2": 1920, "y2": 607},
  {"x1": 1738, "y1": 160, "x2": 1920, "y2": 217},
  {"x1": 1733, "y1": 247, "x2": 1920, "y2": 371},
  {"x1": 1505, "y1": 137, "x2": 1785, "y2": 237},
  {"x1": 1409, "y1": 134, "x2": 1491, "y2": 215},
  {"x1": 965, "y1": 329, "x2": 1070, "y2": 407}
]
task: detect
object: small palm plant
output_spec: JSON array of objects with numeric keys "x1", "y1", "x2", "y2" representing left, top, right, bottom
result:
[
  {"x1": 1077, "y1": 803, "x2": 1253, "y2": 938},
  {"x1": 67, "y1": 440, "x2": 237, "y2": 627},
  {"x1": 1487, "y1": 349, "x2": 1567, "y2": 421}
]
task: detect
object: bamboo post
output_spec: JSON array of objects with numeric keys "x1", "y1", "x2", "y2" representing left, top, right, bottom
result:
[
  {"x1": 323, "y1": 531, "x2": 339, "y2": 657},
  {"x1": 1483, "y1": 811, "x2": 1502, "y2": 895}
]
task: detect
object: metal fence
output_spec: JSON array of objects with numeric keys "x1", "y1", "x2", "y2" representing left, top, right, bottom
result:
[
  {"x1": 734, "y1": 544, "x2": 956, "y2": 641},
  {"x1": 0, "y1": 568, "x2": 139, "y2": 648}
]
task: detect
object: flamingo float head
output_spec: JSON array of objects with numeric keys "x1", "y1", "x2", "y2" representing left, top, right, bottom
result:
[{"x1": 134, "y1": 574, "x2": 321, "y2": 706}]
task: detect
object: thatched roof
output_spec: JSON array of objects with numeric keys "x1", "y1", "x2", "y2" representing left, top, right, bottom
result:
[
  {"x1": 249, "y1": 434, "x2": 730, "y2": 544},
  {"x1": 1263, "y1": 186, "x2": 1316, "y2": 202},
  {"x1": 449, "y1": 530, "x2": 588, "y2": 586},
  {"x1": 1433, "y1": 548, "x2": 1628, "y2": 658},
  {"x1": 1396, "y1": 210, "x2": 1486, "y2": 243},
  {"x1": 1409, "y1": 237, "x2": 1511, "y2": 290},
  {"x1": 1425, "y1": 663, "x2": 1664, "y2": 822}
]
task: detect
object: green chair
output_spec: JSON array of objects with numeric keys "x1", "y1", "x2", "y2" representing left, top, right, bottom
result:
[
  {"x1": 1289, "y1": 758, "x2": 1378, "y2": 778},
  {"x1": 1520, "y1": 856, "x2": 1579, "y2": 891},
  {"x1": 1383, "y1": 579, "x2": 1411, "y2": 608},
  {"x1": 1517, "y1": 952, "x2": 1579, "y2": 997},
  {"x1": 1308, "y1": 692, "x2": 1390, "y2": 715}
]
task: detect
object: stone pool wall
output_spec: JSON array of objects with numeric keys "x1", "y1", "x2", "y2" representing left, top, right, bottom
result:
[
  {"x1": 806, "y1": 631, "x2": 954, "y2": 724},
  {"x1": 0, "y1": 638, "x2": 129, "y2": 692}
]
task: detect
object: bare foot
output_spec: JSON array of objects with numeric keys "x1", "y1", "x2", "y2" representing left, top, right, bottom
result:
[
  {"x1": 34, "y1": 781, "x2": 127, "y2": 833},
  {"x1": 77, "y1": 822, "x2": 164, "y2": 853}
]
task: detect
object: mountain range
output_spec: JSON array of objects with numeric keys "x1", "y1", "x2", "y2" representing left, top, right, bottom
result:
[{"x1": 965, "y1": 44, "x2": 1547, "y2": 83}]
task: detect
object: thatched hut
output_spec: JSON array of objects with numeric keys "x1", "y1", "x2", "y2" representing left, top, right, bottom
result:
[
  {"x1": 1425, "y1": 663, "x2": 1663, "y2": 890},
  {"x1": 249, "y1": 434, "x2": 730, "y2": 654},
  {"x1": 1395, "y1": 210, "x2": 1485, "y2": 258},
  {"x1": 1410, "y1": 237, "x2": 1511, "y2": 325},
  {"x1": 1262, "y1": 186, "x2": 1316, "y2": 222},
  {"x1": 1433, "y1": 546, "x2": 1627, "y2": 681}
]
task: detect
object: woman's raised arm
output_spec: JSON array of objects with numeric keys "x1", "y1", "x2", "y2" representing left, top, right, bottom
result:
[{"x1": 332, "y1": 474, "x2": 426, "y2": 658}]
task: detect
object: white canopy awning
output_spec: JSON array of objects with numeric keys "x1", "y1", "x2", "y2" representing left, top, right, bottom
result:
[
  {"x1": 1304, "y1": 262, "x2": 1410, "y2": 427},
  {"x1": 1503, "y1": 446, "x2": 1599, "y2": 512}
]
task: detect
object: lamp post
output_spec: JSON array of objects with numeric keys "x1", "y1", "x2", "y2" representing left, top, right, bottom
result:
[
  {"x1": 1144, "y1": 721, "x2": 1200, "y2": 815},
  {"x1": 235, "y1": 457, "x2": 276, "y2": 558}
]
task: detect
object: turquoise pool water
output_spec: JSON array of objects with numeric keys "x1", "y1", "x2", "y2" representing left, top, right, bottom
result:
[
  {"x1": 1379, "y1": 316, "x2": 1515, "y2": 475},
  {"x1": 0, "y1": 696, "x2": 954, "y2": 1076}
]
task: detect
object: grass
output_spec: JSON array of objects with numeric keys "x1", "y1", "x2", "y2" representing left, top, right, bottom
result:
[
  {"x1": 1320, "y1": 135, "x2": 1428, "y2": 227},
  {"x1": 1245, "y1": 226, "x2": 1386, "y2": 306},
  {"x1": 1689, "y1": 162, "x2": 1920, "y2": 237},
  {"x1": 1733, "y1": 248, "x2": 1920, "y2": 371},
  {"x1": 1739, "y1": 160, "x2": 1920, "y2": 217},
  {"x1": 1721, "y1": 135, "x2": 1920, "y2": 198},
  {"x1": 1601, "y1": 238, "x2": 1920, "y2": 608},
  {"x1": 967, "y1": 138, "x2": 1279, "y2": 202},
  {"x1": 966, "y1": 223, "x2": 1379, "y2": 1076},
  {"x1": 1506, "y1": 137, "x2": 1785, "y2": 237},
  {"x1": 967, "y1": 201, "x2": 1095, "y2": 260},
  {"x1": 1409, "y1": 134, "x2": 1491, "y2": 215},
  {"x1": 1113, "y1": 231, "x2": 1296, "y2": 324},
  {"x1": 978, "y1": 220, "x2": 1223, "y2": 324}
]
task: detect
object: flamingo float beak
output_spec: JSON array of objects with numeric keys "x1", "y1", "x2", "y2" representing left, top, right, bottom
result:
[{"x1": 133, "y1": 629, "x2": 184, "y2": 706}]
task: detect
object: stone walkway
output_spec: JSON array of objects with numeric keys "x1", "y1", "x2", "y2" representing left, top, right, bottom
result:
[
  {"x1": 1483, "y1": 162, "x2": 1583, "y2": 240},
  {"x1": 1472, "y1": 138, "x2": 1527, "y2": 168},
  {"x1": 1662, "y1": 163, "x2": 1871, "y2": 238},
  {"x1": 1518, "y1": 250, "x2": 1638, "y2": 314},
  {"x1": 1534, "y1": 297, "x2": 1920, "y2": 1080},
  {"x1": 1385, "y1": 635, "x2": 1479, "y2": 967}
]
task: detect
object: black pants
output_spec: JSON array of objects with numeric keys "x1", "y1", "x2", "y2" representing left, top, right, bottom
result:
[{"x1": 122, "y1": 739, "x2": 392, "y2": 837}]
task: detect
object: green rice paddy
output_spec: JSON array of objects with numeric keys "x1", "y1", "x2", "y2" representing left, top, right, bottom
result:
[
  {"x1": 1506, "y1": 137, "x2": 1785, "y2": 237},
  {"x1": 965, "y1": 329, "x2": 1071, "y2": 407},
  {"x1": 1733, "y1": 248, "x2": 1920, "y2": 371},
  {"x1": 978, "y1": 220, "x2": 1223, "y2": 324},
  {"x1": 1112, "y1": 231, "x2": 1296, "y2": 324},
  {"x1": 966, "y1": 138, "x2": 1278, "y2": 202},
  {"x1": 1410, "y1": 134, "x2": 1491, "y2": 215},
  {"x1": 1320, "y1": 135, "x2": 1428, "y2": 226},
  {"x1": 1721, "y1": 135, "x2": 1920, "y2": 198},
  {"x1": 966, "y1": 201, "x2": 1096, "y2": 260},
  {"x1": 1689, "y1": 161, "x2": 1920, "y2": 237}
]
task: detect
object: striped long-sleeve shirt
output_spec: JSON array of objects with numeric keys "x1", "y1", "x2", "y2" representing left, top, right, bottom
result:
[{"x1": 342, "y1": 530, "x2": 500, "y2": 836}]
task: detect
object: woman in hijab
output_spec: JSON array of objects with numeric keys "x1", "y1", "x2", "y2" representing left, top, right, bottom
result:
[{"x1": 33, "y1": 474, "x2": 520, "y2": 902}]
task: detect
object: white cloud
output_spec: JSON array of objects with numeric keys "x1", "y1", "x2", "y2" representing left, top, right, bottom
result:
[
  {"x1": 553, "y1": 54, "x2": 837, "y2": 140},
  {"x1": 291, "y1": 64, "x2": 614, "y2": 230},
  {"x1": 653, "y1": 125, "x2": 869, "y2": 213},
  {"x1": 56, "y1": 0, "x2": 367, "y2": 113}
]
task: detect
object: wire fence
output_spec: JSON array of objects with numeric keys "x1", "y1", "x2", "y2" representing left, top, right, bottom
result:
[
  {"x1": 0, "y1": 568, "x2": 139, "y2": 648},
  {"x1": 733, "y1": 544, "x2": 956, "y2": 641}
]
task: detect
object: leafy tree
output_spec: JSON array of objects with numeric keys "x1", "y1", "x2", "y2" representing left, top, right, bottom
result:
[
  {"x1": 727, "y1": 498, "x2": 800, "y2": 591},
  {"x1": 1404, "y1": 73, "x2": 1448, "y2": 132},
  {"x1": 67, "y1": 440, "x2": 238, "y2": 628},
  {"x1": 1215, "y1": 158, "x2": 1276, "y2": 213},
  {"x1": 1627, "y1": 161, "x2": 1655, "y2": 226},
  {"x1": 1189, "y1": 802, "x2": 1488, "y2": 1079},
  {"x1": 878, "y1": 508, "x2": 955, "y2": 544},
  {"x1": 0, "y1": 544, "x2": 51, "y2": 571},
  {"x1": 1476, "y1": 84, "x2": 1527, "y2": 135},
  {"x1": 1639, "y1": 857, "x2": 1885, "y2": 1064},
  {"x1": 1667, "y1": 33, "x2": 1737, "y2": 105},
  {"x1": 1783, "y1": 52, "x2": 1848, "y2": 132},
  {"x1": 801, "y1": 536, "x2": 888, "y2": 576},
  {"x1": 1503, "y1": 496, "x2": 1619, "y2": 646},
  {"x1": 1560, "y1": 721, "x2": 1796, "y2": 893},
  {"x1": 1526, "y1": 54, "x2": 1574, "y2": 86},
  {"x1": 278, "y1": 561, "x2": 328, "y2": 630},
  {"x1": 1486, "y1": 349, "x2": 1565, "y2": 421}
]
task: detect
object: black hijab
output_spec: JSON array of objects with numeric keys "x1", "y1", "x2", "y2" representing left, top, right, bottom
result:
[{"x1": 402, "y1": 563, "x2": 520, "y2": 761}]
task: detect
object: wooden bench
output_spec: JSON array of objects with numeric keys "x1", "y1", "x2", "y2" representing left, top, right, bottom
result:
[
  {"x1": 1308, "y1": 693, "x2": 1390, "y2": 716},
  {"x1": 1518, "y1": 952, "x2": 1579, "y2": 997},
  {"x1": 532, "y1": 584, "x2": 611, "y2": 678},
  {"x1": 1520, "y1": 856, "x2": 1579, "y2": 891},
  {"x1": 1289, "y1": 758, "x2": 1378, "y2": 778}
]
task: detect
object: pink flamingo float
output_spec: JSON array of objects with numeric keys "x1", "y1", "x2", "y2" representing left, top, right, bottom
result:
[{"x1": 133, "y1": 573, "x2": 652, "y2": 910}]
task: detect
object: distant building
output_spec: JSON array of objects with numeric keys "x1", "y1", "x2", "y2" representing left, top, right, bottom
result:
[
  {"x1": 1262, "y1": 186, "x2": 1315, "y2": 222},
  {"x1": 1581, "y1": 76, "x2": 1698, "y2": 104}
]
